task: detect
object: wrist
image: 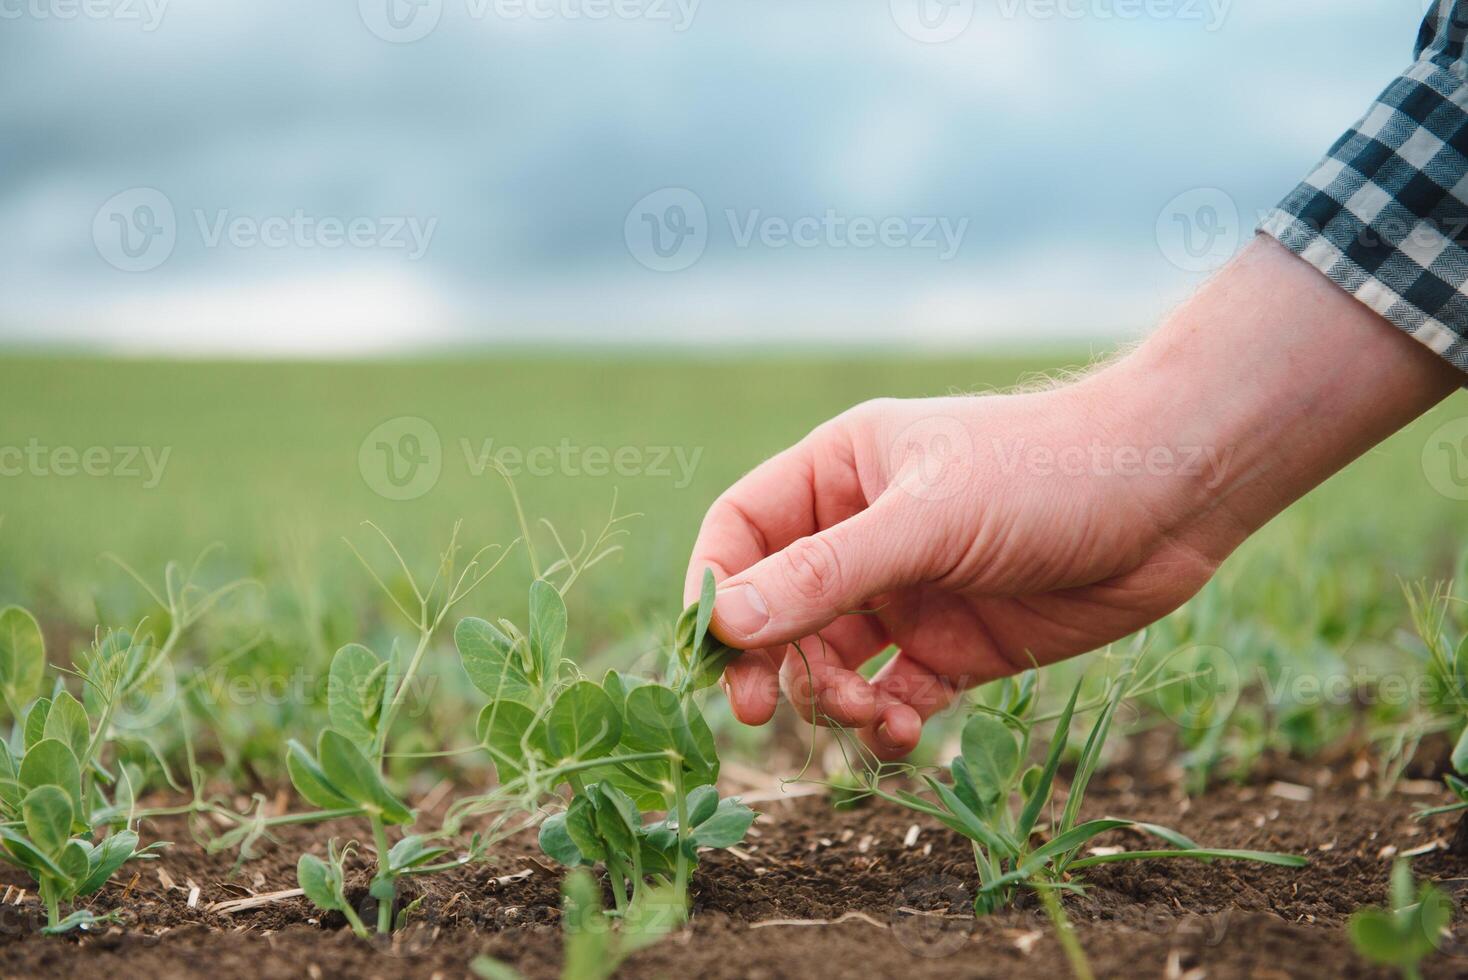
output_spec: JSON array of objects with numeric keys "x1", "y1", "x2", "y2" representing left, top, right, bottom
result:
[{"x1": 1085, "y1": 236, "x2": 1459, "y2": 560}]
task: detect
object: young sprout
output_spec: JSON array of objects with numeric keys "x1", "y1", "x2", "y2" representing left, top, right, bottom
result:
[
  {"x1": 0, "y1": 606, "x2": 164, "y2": 932},
  {"x1": 1349, "y1": 859, "x2": 1451, "y2": 980},
  {"x1": 842, "y1": 652, "x2": 1306, "y2": 916},
  {"x1": 457, "y1": 568, "x2": 755, "y2": 918},
  {"x1": 471, "y1": 868, "x2": 679, "y2": 980}
]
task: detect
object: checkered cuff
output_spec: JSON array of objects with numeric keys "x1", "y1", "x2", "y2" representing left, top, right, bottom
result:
[{"x1": 1261, "y1": 50, "x2": 1468, "y2": 373}]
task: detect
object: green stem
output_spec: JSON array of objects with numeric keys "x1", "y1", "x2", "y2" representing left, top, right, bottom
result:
[
  {"x1": 375, "y1": 626, "x2": 433, "y2": 762},
  {"x1": 1034, "y1": 884, "x2": 1093, "y2": 980},
  {"x1": 41, "y1": 878, "x2": 59, "y2": 928},
  {"x1": 671, "y1": 763, "x2": 690, "y2": 915},
  {"x1": 370, "y1": 815, "x2": 395, "y2": 934},
  {"x1": 340, "y1": 899, "x2": 371, "y2": 940},
  {"x1": 605, "y1": 855, "x2": 631, "y2": 915}
]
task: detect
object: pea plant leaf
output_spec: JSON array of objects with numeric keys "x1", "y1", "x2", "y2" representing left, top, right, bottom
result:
[
  {"x1": 456, "y1": 617, "x2": 534, "y2": 704},
  {"x1": 674, "y1": 572, "x2": 739, "y2": 692},
  {"x1": 386, "y1": 835, "x2": 452, "y2": 874},
  {"x1": 23, "y1": 698, "x2": 51, "y2": 751},
  {"x1": 297, "y1": 853, "x2": 346, "y2": 913},
  {"x1": 476, "y1": 699, "x2": 546, "y2": 785},
  {"x1": 43, "y1": 691, "x2": 90, "y2": 763},
  {"x1": 315, "y1": 729, "x2": 413, "y2": 824},
  {"x1": 18, "y1": 738, "x2": 83, "y2": 826},
  {"x1": 561, "y1": 794, "x2": 606, "y2": 863},
  {"x1": 959, "y1": 714, "x2": 1019, "y2": 808},
  {"x1": 327, "y1": 644, "x2": 387, "y2": 752},
  {"x1": 0, "y1": 606, "x2": 45, "y2": 711},
  {"x1": 694, "y1": 568, "x2": 717, "y2": 656},
  {"x1": 528, "y1": 580, "x2": 568, "y2": 683},
  {"x1": 77, "y1": 830, "x2": 142, "y2": 895},
  {"x1": 21, "y1": 784, "x2": 73, "y2": 858},
  {"x1": 0, "y1": 741, "x2": 21, "y2": 812},
  {"x1": 286, "y1": 739, "x2": 354, "y2": 811},
  {"x1": 685, "y1": 784, "x2": 718, "y2": 826},
  {"x1": 537, "y1": 811, "x2": 587, "y2": 867},
  {"x1": 1349, "y1": 858, "x2": 1451, "y2": 972},
  {"x1": 547, "y1": 681, "x2": 622, "y2": 761},
  {"x1": 689, "y1": 796, "x2": 756, "y2": 848},
  {"x1": 622, "y1": 684, "x2": 717, "y2": 786},
  {"x1": 1453, "y1": 723, "x2": 1468, "y2": 778},
  {"x1": 0, "y1": 825, "x2": 69, "y2": 880},
  {"x1": 590, "y1": 783, "x2": 639, "y2": 858}
]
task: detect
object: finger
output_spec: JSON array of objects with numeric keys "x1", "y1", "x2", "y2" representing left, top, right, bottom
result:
[
  {"x1": 778, "y1": 636, "x2": 876, "y2": 728},
  {"x1": 711, "y1": 496, "x2": 935, "y2": 650},
  {"x1": 721, "y1": 648, "x2": 781, "y2": 726},
  {"x1": 858, "y1": 654, "x2": 960, "y2": 760},
  {"x1": 685, "y1": 422, "x2": 867, "y2": 612}
]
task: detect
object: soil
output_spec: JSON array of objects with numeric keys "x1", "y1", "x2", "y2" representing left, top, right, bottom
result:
[{"x1": 1, "y1": 757, "x2": 1465, "y2": 980}]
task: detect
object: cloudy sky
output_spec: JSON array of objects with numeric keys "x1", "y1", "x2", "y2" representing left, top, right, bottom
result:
[{"x1": 0, "y1": 0, "x2": 1434, "y2": 354}]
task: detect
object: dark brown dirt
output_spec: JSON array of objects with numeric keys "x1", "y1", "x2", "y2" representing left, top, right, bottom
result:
[{"x1": 1, "y1": 762, "x2": 1466, "y2": 980}]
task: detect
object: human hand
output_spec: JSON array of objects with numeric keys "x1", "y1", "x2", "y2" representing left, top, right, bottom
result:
[{"x1": 685, "y1": 237, "x2": 1460, "y2": 758}]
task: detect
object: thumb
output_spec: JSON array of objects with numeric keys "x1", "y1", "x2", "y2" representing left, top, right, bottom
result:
[{"x1": 710, "y1": 498, "x2": 933, "y2": 648}]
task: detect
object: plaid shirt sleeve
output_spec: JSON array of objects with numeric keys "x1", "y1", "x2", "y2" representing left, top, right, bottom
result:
[{"x1": 1260, "y1": 1, "x2": 1468, "y2": 372}]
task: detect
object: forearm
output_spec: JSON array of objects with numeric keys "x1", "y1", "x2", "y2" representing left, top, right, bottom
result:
[{"x1": 1085, "y1": 235, "x2": 1461, "y2": 560}]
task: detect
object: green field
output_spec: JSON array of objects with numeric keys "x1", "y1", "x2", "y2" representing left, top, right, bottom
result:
[
  {"x1": 0, "y1": 351, "x2": 1464, "y2": 778},
  {"x1": 2, "y1": 352, "x2": 1462, "y2": 623}
]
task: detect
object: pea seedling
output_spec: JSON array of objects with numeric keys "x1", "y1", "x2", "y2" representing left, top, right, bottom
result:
[
  {"x1": 453, "y1": 567, "x2": 754, "y2": 918},
  {"x1": 848, "y1": 654, "x2": 1306, "y2": 915},
  {"x1": 1349, "y1": 859, "x2": 1451, "y2": 980},
  {"x1": 471, "y1": 869, "x2": 680, "y2": 980},
  {"x1": 285, "y1": 520, "x2": 514, "y2": 934},
  {"x1": 0, "y1": 608, "x2": 165, "y2": 932}
]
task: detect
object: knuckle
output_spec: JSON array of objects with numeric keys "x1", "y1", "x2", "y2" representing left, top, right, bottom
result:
[{"x1": 778, "y1": 535, "x2": 843, "y2": 603}]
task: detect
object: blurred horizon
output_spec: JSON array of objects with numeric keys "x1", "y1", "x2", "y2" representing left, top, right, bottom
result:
[{"x1": 0, "y1": 0, "x2": 1432, "y2": 356}]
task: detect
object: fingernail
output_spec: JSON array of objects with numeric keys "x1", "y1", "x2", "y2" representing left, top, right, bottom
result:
[
  {"x1": 875, "y1": 719, "x2": 899, "y2": 749},
  {"x1": 714, "y1": 583, "x2": 769, "y2": 638}
]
